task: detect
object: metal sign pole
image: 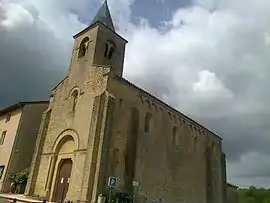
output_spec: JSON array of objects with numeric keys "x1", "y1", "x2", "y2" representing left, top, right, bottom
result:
[
  {"x1": 108, "y1": 187, "x2": 112, "y2": 203},
  {"x1": 132, "y1": 181, "x2": 139, "y2": 203}
]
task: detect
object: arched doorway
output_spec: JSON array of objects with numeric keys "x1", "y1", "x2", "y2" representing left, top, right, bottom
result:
[
  {"x1": 52, "y1": 159, "x2": 73, "y2": 203},
  {"x1": 50, "y1": 134, "x2": 76, "y2": 202}
]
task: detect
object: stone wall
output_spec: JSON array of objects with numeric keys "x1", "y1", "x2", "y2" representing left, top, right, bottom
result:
[
  {"x1": 105, "y1": 75, "x2": 224, "y2": 203},
  {"x1": 3, "y1": 103, "x2": 48, "y2": 192}
]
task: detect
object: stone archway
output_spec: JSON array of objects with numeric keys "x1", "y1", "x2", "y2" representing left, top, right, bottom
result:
[{"x1": 49, "y1": 133, "x2": 77, "y2": 202}]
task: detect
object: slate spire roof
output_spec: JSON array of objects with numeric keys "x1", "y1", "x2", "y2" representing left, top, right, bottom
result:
[{"x1": 90, "y1": 0, "x2": 115, "y2": 31}]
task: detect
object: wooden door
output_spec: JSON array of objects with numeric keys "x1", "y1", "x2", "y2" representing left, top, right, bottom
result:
[{"x1": 53, "y1": 159, "x2": 73, "y2": 203}]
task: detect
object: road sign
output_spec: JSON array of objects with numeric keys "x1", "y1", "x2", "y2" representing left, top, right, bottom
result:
[
  {"x1": 132, "y1": 180, "x2": 139, "y2": 187},
  {"x1": 108, "y1": 177, "x2": 117, "y2": 188}
]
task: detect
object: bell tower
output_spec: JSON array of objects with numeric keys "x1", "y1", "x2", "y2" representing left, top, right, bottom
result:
[{"x1": 69, "y1": 0, "x2": 128, "y2": 77}]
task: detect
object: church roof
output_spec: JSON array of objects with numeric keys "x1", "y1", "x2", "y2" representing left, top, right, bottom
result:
[{"x1": 90, "y1": 0, "x2": 115, "y2": 31}]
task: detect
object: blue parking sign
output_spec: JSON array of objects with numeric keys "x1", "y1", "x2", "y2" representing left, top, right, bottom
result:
[{"x1": 108, "y1": 177, "x2": 117, "y2": 188}]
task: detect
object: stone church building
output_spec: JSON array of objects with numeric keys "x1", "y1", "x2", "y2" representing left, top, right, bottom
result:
[{"x1": 25, "y1": 1, "x2": 227, "y2": 203}]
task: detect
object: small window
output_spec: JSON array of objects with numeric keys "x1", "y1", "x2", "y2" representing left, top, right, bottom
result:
[
  {"x1": 168, "y1": 112, "x2": 172, "y2": 119},
  {"x1": 71, "y1": 90, "x2": 78, "y2": 112},
  {"x1": 78, "y1": 37, "x2": 90, "y2": 58},
  {"x1": 104, "y1": 41, "x2": 115, "y2": 59},
  {"x1": 194, "y1": 137, "x2": 198, "y2": 152},
  {"x1": 144, "y1": 112, "x2": 152, "y2": 133},
  {"x1": 0, "y1": 166, "x2": 4, "y2": 179},
  {"x1": 108, "y1": 46, "x2": 114, "y2": 59},
  {"x1": 104, "y1": 43, "x2": 109, "y2": 57},
  {"x1": 5, "y1": 114, "x2": 11, "y2": 122},
  {"x1": 205, "y1": 147, "x2": 211, "y2": 158},
  {"x1": 0, "y1": 131, "x2": 7, "y2": 145},
  {"x1": 119, "y1": 99, "x2": 123, "y2": 108}
]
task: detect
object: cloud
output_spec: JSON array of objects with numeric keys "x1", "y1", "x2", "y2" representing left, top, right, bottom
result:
[
  {"x1": 228, "y1": 152, "x2": 270, "y2": 188},
  {"x1": 0, "y1": 1, "x2": 72, "y2": 106},
  {"x1": 1, "y1": 0, "x2": 270, "y2": 188},
  {"x1": 0, "y1": 3, "x2": 34, "y2": 27}
]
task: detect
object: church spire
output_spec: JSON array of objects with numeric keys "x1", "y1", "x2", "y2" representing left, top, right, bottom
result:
[{"x1": 90, "y1": 0, "x2": 115, "y2": 31}]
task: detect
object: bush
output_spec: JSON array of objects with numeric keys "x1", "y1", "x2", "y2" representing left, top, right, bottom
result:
[{"x1": 8, "y1": 168, "x2": 30, "y2": 193}]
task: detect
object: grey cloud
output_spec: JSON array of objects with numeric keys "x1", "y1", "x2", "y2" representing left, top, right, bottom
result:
[{"x1": 0, "y1": 9, "x2": 71, "y2": 108}]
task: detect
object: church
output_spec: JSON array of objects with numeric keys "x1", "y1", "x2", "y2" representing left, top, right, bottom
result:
[{"x1": 25, "y1": 1, "x2": 227, "y2": 203}]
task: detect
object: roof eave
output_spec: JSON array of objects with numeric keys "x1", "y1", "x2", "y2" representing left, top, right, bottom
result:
[
  {"x1": 73, "y1": 22, "x2": 128, "y2": 43},
  {"x1": 0, "y1": 101, "x2": 49, "y2": 117}
]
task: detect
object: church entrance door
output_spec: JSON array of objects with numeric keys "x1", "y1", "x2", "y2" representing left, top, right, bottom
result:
[{"x1": 52, "y1": 159, "x2": 73, "y2": 203}]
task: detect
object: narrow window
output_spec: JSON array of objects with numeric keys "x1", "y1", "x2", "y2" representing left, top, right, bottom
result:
[
  {"x1": 104, "y1": 41, "x2": 115, "y2": 59},
  {"x1": 119, "y1": 99, "x2": 123, "y2": 108},
  {"x1": 104, "y1": 43, "x2": 109, "y2": 57},
  {"x1": 168, "y1": 112, "x2": 172, "y2": 119},
  {"x1": 0, "y1": 131, "x2": 7, "y2": 145},
  {"x1": 108, "y1": 46, "x2": 114, "y2": 59},
  {"x1": 78, "y1": 37, "x2": 90, "y2": 58},
  {"x1": 71, "y1": 90, "x2": 78, "y2": 112},
  {"x1": 144, "y1": 112, "x2": 152, "y2": 133},
  {"x1": 0, "y1": 166, "x2": 4, "y2": 179},
  {"x1": 5, "y1": 114, "x2": 11, "y2": 122}
]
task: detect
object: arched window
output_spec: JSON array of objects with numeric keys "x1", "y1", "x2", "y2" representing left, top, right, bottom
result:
[
  {"x1": 144, "y1": 112, "x2": 152, "y2": 133},
  {"x1": 108, "y1": 46, "x2": 114, "y2": 59},
  {"x1": 78, "y1": 37, "x2": 90, "y2": 58},
  {"x1": 71, "y1": 90, "x2": 78, "y2": 111},
  {"x1": 104, "y1": 43, "x2": 109, "y2": 57},
  {"x1": 104, "y1": 40, "x2": 115, "y2": 59}
]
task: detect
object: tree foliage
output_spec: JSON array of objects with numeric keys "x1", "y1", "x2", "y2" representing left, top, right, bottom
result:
[
  {"x1": 9, "y1": 167, "x2": 30, "y2": 185},
  {"x1": 238, "y1": 186, "x2": 270, "y2": 203},
  {"x1": 8, "y1": 167, "x2": 30, "y2": 194}
]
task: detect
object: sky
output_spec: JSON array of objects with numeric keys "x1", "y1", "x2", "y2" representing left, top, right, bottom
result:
[{"x1": 1, "y1": 0, "x2": 270, "y2": 188}]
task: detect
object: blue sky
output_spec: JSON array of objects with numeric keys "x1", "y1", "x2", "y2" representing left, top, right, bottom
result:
[
  {"x1": 2, "y1": 0, "x2": 270, "y2": 188},
  {"x1": 74, "y1": 0, "x2": 192, "y2": 29},
  {"x1": 130, "y1": 0, "x2": 192, "y2": 27}
]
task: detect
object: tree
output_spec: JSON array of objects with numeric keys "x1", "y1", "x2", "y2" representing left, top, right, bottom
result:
[
  {"x1": 8, "y1": 168, "x2": 30, "y2": 194},
  {"x1": 238, "y1": 186, "x2": 270, "y2": 203}
]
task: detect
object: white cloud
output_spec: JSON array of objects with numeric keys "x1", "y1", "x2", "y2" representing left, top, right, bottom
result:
[
  {"x1": 193, "y1": 70, "x2": 232, "y2": 97},
  {"x1": 124, "y1": 0, "x2": 270, "y2": 117},
  {"x1": 1, "y1": 3, "x2": 34, "y2": 27}
]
